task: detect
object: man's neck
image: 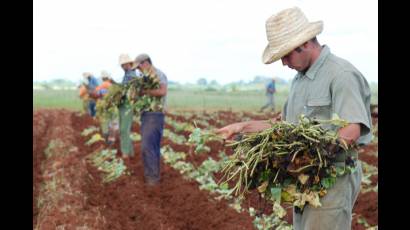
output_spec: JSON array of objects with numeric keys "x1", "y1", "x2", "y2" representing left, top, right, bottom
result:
[
  {"x1": 310, "y1": 45, "x2": 323, "y2": 66},
  {"x1": 301, "y1": 45, "x2": 323, "y2": 74}
]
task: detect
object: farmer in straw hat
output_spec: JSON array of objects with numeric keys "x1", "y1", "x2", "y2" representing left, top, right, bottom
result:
[
  {"x1": 118, "y1": 54, "x2": 139, "y2": 158},
  {"x1": 83, "y1": 72, "x2": 100, "y2": 117},
  {"x1": 216, "y1": 7, "x2": 371, "y2": 230},
  {"x1": 134, "y1": 53, "x2": 168, "y2": 186},
  {"x1": 91, "y1": 71, "x2": 114, "y2": 100},
  {"x1": 96, "y1": 70, "x2": 114, "y2": 93}
]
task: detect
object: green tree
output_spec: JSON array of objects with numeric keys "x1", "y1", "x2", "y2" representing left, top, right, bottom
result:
[{"x1": 197, "y1": 78, "x2": 208, "y2": 86}]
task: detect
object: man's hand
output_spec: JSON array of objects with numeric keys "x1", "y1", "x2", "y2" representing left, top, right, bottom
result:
[
  {"x1": 143, "y1": 84, "x2": 167, "y2": 97},
  {"x1": 216, "y1": 119, "x2": 279, "y2": 140},
  {"x1": 325, "y1": 139, "x2": 344, "y2": 156},
  {"x1": 338, "y1": 123, "x2": 361, "y2": 146},
  {"x1": 325, "y1": 123, "x2": 361, "y2": 155},
  {"x1": 270, "y1": 114, "x2": 281, "y2": 122},
  {"x1": 215, "y1": 122, "x2": 246, "y2": 140}
]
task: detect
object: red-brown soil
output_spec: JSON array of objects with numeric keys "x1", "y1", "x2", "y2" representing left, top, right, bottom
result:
[{"x1": 33, "y1": 109, "x2": 378, "y2": 229}]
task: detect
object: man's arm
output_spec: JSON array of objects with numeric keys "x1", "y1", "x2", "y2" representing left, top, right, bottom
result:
[
  {"x1": 338, "y1": 123, "x2": 361, "y2": 145},
  {"x1": 144, "y1": 83, "x2": 167, "y2": 97},
  {"x1": 331, "y1": 71, "x2": 372, "y2": 140},
  {"x1": 216, "y1": 117, "x2": 280, "y2": 140}
]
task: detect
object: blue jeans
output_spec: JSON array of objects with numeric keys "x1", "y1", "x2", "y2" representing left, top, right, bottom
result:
[
  {"x1": 140, "y1": 112, "x2": 165, "y2": 183},
  {"x1": 88, "y1": 100, "x2": 96, "y2": 117},
  {"x1": 260, "y1": 94, "x2": 275, "y2": 111}
]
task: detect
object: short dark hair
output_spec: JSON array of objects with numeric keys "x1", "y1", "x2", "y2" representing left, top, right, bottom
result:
[
  {"x1": 294, "y1": 37, "x2": 318, "y2": 53},
  {"x1": 310, "y1": 37, "x2": 319, "y2": 44},
  {"x1": 144, "y1": 58, "x2": 152, "y2": 65}
]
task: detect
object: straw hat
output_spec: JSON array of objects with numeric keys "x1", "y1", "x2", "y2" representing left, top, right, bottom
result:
[
  {"x1": 82, "y1": 72, "x2": 92, "y2": 78},
  {"x1": 134, "y1": 53, "x2": 150, "y2": 67},
  {"x1": 119, "y1": 54, "x2": 137, "y2": 69},
  {"x1": 101, "y1": 70, "x2": 111, "y2": 79},
  {"x1": 262, "y1": 7, "x2": 323, "y2": 64}
]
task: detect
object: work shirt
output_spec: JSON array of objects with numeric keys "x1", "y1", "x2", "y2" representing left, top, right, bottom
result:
[
  {"x1": 122, "y1": 69, "x2": 138, "y2": 85},
  {"x1": 95, "y1": 80, "x2": 112, "y2": 96},
  {"x1": 79, "y1": 85, "x2": 88, "y2": 99},
  {"x1": 153, "y1": 67, "x2": 168, "y2": 109},
  {"x1": 87, "y1": 76, "x2": 100, "y2": 91},
  {"x1": 282, "y1": 45, "x2": 372, "y2": 145},
  {"x1": 266, "y1": 81, "x2": 276, "y2": 95}
]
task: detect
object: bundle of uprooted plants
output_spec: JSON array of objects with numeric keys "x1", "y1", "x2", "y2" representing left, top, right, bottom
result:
[
  {"x1": 96, "y1": 83, "x2": 124, "y2": 119},
  {"x1": 219, "y1": 115, "x2": 358, "y2": 213},
  {"x1": 126, "y1": 73, "x2": 162, "y2": 114},
  {"x1": 96, "y1": 74, "x2": 162, "y2": 119}
]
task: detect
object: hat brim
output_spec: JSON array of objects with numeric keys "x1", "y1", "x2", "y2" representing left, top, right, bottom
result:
[
  {"x1": 134, "y1": 59, "x2": 148, "y2": 68},
  {"x1": 262, "y1": 21, "x2": 323, "y2": 64},
  {"x1": 131, "y1": 62, "x2": 137, "y2": 70},
  {"x1": 134, "y1": 60, "x2": 142, "y2": 68},
  {"x1": 83, "y1": 73, "x2": 91, "y2": 78}
]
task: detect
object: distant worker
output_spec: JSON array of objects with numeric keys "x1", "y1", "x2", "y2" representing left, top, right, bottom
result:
[
  {"x1": 95, "y1": 71, "x2": 112, "y2": 96},
  {"x1": 83, "y1": 72, "x2": 99, "y2": 117},
  {"x1": 260, "y1": 77, "x2": 276, "y2": 112},
  {"x1": 94, "y1": 70, "x2": 118, "y2": 145}
]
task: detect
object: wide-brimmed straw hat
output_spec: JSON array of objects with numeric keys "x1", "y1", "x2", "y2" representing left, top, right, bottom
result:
[
  {"x1": 262, "y1": 7, "x2": 323, "y2": 64},
  {"x1": 82, "y1": 72, "x2": 93, "y2": 78},
  {"x1": 101, "y1": 70, "x2": 111, "y2": 79},
  {"x1": 119, "y1": 54, "x2": 137, "y2": 69}
]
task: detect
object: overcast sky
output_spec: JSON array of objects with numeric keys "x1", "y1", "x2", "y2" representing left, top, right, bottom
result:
[{"x1": 33, "y1": 0, "x2": 378, "y2": 84}]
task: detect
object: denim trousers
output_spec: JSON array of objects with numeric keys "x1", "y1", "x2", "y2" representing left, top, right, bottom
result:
[
  {"x1": 261, "y1": 94, "x2": 275, "y2": 111},
  {"x1": 88, "y1": 100, "x2": 96, "y2": 117},
  {"x1": 140, "y1": 112, "x2": 165, "y2": 183}
]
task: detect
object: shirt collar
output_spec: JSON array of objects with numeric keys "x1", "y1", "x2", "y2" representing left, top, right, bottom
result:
[
  {"x1": 305, "y1": 45, "x2": 330, "y2": 80},
  {"x1": 296, "y1": 45, "x2": 331, "y2": 80}
]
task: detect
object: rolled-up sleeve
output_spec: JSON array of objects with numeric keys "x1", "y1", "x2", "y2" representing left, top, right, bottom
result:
[
  {"x1": 158, "y1": 71, "x2": 168, "y2": 85},
  {"x1": 331, "y1": 71, "x2": 372, "y2": 137}
]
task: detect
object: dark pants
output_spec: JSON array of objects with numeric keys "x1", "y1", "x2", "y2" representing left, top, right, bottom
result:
[
  {"x1": 260, "y1": 94, "x2": 275, "y2": 112},
  {"x1": 88, "y1": 100, "x2": 96, "y2": 117},
  {"x1": 140, "y1": 112, "x2": 165, "y2": 183}
]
